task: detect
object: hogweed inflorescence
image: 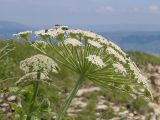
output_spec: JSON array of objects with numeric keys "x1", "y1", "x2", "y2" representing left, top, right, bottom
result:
[
  {"x1": 19, "y1": 54, "x2": 59, "y2": 75},
  {"x1": 13, "y1": 25, "x2": 152, "y2": 120},
  {"x1": 13, "y1": 31, "x2": 32, "y2": 40},
  {"x1": 17, "y1": 54, "x2": 59, "y2": 120}
]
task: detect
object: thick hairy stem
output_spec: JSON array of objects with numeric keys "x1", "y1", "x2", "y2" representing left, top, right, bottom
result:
[
  {"x1": 26, "y1": 71, "x2": 41, "y2": 120},
  {"x1": 57, "y1": 75, "x2": 84, "y2": 120}
]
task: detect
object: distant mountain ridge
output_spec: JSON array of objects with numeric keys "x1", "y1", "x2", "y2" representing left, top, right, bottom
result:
[
  {"x1": 72, "y1": 24, "x2": 160, "y2": 32},
  {"x1": 0, "y1": 21, "x2": 160, "y2": 54},
  {"x1": 100, "y1": 31, "x2": 160, "y2": 54},
  {"x1": 0, "y1": 21, "x2": 29, "y2": 37}
]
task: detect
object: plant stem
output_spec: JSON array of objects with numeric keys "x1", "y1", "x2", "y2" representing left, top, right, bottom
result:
[
  {"x1": 26, "y1": 71, "x2": 41, "y2": 120},
  {"x1": 57, "y1": 75, "x2": 84, "y2": 120}
]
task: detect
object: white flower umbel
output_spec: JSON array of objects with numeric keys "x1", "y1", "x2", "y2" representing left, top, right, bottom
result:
[
  {"x1": 97, "y1": 37, "x2": 109, "y2": 45},
  {"x1": 126, "y1": 57, "x2": 152, "y2": 99},
  {"x1": 20, "y1": 54, "x2": 59, "y2": 74},
  {"x1": 64, "y1": 38, "x2": 83, "y2": 46},
  {"x1": 48, "y1": 28, "x2": 65, "y2": 37},
  {"x1": 128, "y1": 60, "x2": 146, "y2": 84},
  {"x1": 16, "y1": 72, "x2": 49, "y2": 85},
  {"x1": 13, "y1": 31, "x2": 32, "y2": 37},
  {"x1": 83, "y1": 31, "x2": 98, "y2": 38},
  {"x1": 106, "y1": 47, "x2": 127, "y2": 63},
  {"x1": 109, "y1": 41, "x2": 126, "y2": 56},
  {"x1": 68, "y1": 29, "x2": 109, "y2": 45},
  {"x1": 13, "y1": 31, "x2": 32, "y2": 40},
  {"x1": 113, "y1": 63, "x2": 127, "y2": 76},
  {"x1": 19, "y1": 54, "x2": 58, "y2": 119},
  {"x1": 86, "y1": 55, "x2": 106, "y2": 68},
  {"x1": 88, "y1": 39, "x2": 102, "y2": 48},
  {"x1": 35, "y1": 29, "x2": 51, "y2": 37},
  {"x1": 35, "y1": 26, "x2": 67, "y2": 39}
]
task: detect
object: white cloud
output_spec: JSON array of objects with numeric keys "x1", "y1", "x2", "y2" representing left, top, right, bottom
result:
[
  {"x1": 96, "y1": 6, "x2": 114, "y2": 13},
  {"x1": 149, "y1": 5, "x2": 159, "y2": 13}
]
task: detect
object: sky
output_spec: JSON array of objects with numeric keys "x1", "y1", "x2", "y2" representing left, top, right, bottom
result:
[{"x1": 0, "y1": 0, "x2": 160, "y2": 27}]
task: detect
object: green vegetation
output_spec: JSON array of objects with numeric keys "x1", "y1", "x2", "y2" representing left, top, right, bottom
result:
[
  {"x1": 128, "y1": 51, "x2": 160, "y2": 66},
  {"x1": 0, "y1": 39, "x2": 158, "y2": 119}
]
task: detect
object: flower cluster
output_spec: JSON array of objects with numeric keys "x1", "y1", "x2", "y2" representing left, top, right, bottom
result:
[
  {"x1": 16, "y1": 72, "x2": 49, "y2": 85},
  {"x1": 35, "y1": 26, "x2": 67, "y2": 38},
  {"x1": 113, "y1": 63, "x2": 127, "y2": 76},
  {"x1": 63, "y1": 38, "x2": 83, "y2": 46},
  {"x1": 35, "y1": 29, "x2": 52, "y2": 37},
  {"x1": 67, "y1": 29, "x2": 109, "y2": 44},
  {"x1": 128, "y1": 59, "x2": 147, "y2": 85},
  {"x1": 109, "y1": 41, "x2": 126, "y2": 56},
  {"x1": 88, "y1": 39, "x2": 102, "y2": 48},
  {"x1": 106, "y1": 47, "x2": 127, "y2": 63},
  {"x1": 13, "y1": 31, "x2": 32, "y2": 36},
  {"x1": 86, "y1": 55, "x2": 106, "y2": 68},
  {"x1": 13, "y1": 31, "x2": 32, "y2": 39},
  {"x1": 20, "y1": 54, "x2": 59, "y2": 74}
]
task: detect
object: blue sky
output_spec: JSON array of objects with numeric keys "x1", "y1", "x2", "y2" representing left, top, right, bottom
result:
[{"x1": 0, "y1": 0, "x2": 160, "y2": 26}]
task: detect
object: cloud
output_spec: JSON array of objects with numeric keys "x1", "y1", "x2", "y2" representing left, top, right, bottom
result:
[
  {"x1": 96, "y1": 6, "x2": 114, "y2": 13},
  {"x1": 149, "y1": 5, "x2": 159, "y2": 13}
]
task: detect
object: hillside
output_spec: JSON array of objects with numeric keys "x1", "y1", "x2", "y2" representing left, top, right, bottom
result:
[
  {"x1": 101, "y1": 31, "x2": 160, "y2": 54},
  {"x1": 0, "y1": 21, "x2": 29, "y2": 38},
  {"x1": 128, "y1": 51, "x2": 160, "y2": 66},
  {"x1": 0, "y1": 21, "x2": 160, "y2": 53}
]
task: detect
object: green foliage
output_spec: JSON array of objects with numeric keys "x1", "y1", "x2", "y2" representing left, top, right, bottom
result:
[
  {"x1": 0, "y1": 40, "x2": 38, "y2": 79},
  {"x1": 0, "y1": 31, "x2": 158, "y2": 119},
  {"x1": 132, "y1": 97, "x2": 154, "y2": 114},
  {"x1": 128, "y1": 51, "x2": 160, "y2": 66},
  {"x1": 103, "y1": 107, "x2": 115, "y2": 119},
  {"x1": 9, "y1": 86, "x2": 55, "y2": 119}
]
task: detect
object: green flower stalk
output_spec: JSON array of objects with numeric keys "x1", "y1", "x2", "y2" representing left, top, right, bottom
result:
[
  {"x1": 57, "y1": 75, "x2": 84, "y2": 120},
  {"x1": 26, "y1": 71, "x2": 40, "y2": 120},
  {"x1": 14, "y1": 25, "x2": 152, "y2": 120}
]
